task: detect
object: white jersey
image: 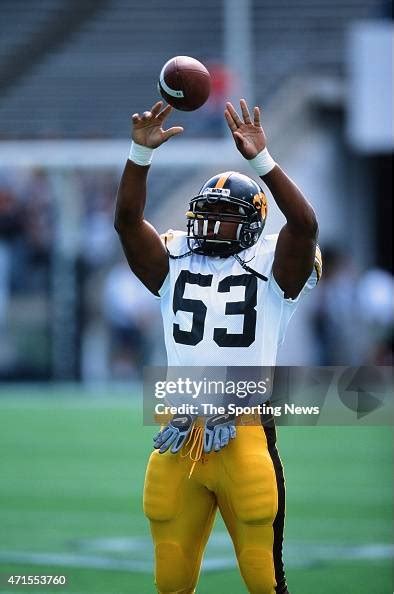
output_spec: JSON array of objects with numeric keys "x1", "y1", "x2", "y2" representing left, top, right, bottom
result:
[{"x1": 159, "y1": 231, "x2": 320, "y2": 366}]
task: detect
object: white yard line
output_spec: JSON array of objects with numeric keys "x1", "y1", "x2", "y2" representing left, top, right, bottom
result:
[{"x1": 0, "y1": 537, "x2": 393, "y2": 574}]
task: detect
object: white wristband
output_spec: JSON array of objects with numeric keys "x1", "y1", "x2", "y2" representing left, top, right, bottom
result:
[
  {"x1": 247, "y1": 147, "x2": 276, "y2": 176},
  {"x1": 128, "y1": 141, "x2": 154, "y2": 166}
]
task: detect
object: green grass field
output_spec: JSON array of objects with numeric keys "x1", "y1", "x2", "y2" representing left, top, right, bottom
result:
[{"x1": 0, "y1": 386, "x2": 392, "y2": 594}]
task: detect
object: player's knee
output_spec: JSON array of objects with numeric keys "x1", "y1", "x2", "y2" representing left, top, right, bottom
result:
[
  {"x1": 155, "y1": 542, "x2": 196, "y2": 594},
  {"x1": 238, "y1": 547, "x2": 276, "y2": 594}
]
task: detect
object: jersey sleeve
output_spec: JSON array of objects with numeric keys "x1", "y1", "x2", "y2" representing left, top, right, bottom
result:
[
  {"x1": 259, "y1": 238, "x2": 322, "y2": 346},
  {"x1": 158, "y1": 230, "x2": 189, "y2": 298},
  {"x1": 259, "y1": 236, "x2": 322, "y2": 298},
  {"x1": 303, "y1": 244, "x2": 322, "y2": 291},
  {"x1": 314, "y1": 244, "x2": 323, "y2": 282}
]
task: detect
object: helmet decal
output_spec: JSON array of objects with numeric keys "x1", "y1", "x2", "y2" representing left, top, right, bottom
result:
[
  {"x1": 253, "y1": 192, "x2": 267, "y2": 218},
  {"x1": 213, "y1": 171, "x2": 232, "y2": 189}
]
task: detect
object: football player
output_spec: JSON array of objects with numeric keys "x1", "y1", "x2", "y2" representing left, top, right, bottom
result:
[{"x1": 115, "y1": 99, "x2": 321, "y2": 594}]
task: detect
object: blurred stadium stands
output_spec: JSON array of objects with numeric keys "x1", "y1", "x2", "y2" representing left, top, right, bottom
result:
[
  {"x1": 0, "y1": 0, "x2": 392, "y2": 381},
  {"x1": 0, "y1": 0, "x2": 381, "y2": 138}
]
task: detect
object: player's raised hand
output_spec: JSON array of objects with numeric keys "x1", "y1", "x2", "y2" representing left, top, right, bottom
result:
[
  {"x1": 131, "y1": 101, "x2": 184, "y2": 148},
  {"x1": 225, "y1": 99, "x2": 266, "y2": 159}
]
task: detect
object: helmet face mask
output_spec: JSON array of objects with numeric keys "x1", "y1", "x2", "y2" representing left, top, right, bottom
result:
[{"x1": 186, "y1": 172, "x2": 267, "y2": 257}]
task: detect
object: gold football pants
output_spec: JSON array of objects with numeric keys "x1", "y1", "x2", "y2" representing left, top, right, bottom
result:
[{"x1": 143, "y1": 421, "x2": 288, "y2": 594}]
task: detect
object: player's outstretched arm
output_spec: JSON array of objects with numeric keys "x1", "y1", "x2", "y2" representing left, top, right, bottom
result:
[
  {"x1": 114, "y1": 101, "x2": 184, "y2": 295},
  {"x1": 225, "y1": 99, "x2": 318, "y2": 299}
]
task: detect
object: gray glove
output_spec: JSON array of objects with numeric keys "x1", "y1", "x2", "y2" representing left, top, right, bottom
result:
[
  {"x1": 153, "y1": 414, "x2": 196, "y2": 454},
  {"x1": 203, "y1": 414, "x2": 236, "y2": 453}
]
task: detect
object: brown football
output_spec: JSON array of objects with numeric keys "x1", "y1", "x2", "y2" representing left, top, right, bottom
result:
[{"x1": 158, "y1": 56, "x2": 211, "y2": 111}]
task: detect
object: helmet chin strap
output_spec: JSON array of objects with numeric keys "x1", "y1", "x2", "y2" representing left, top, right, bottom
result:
[{"x1": 232, "y1": 253, "x2": 268, "y2": 282}]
